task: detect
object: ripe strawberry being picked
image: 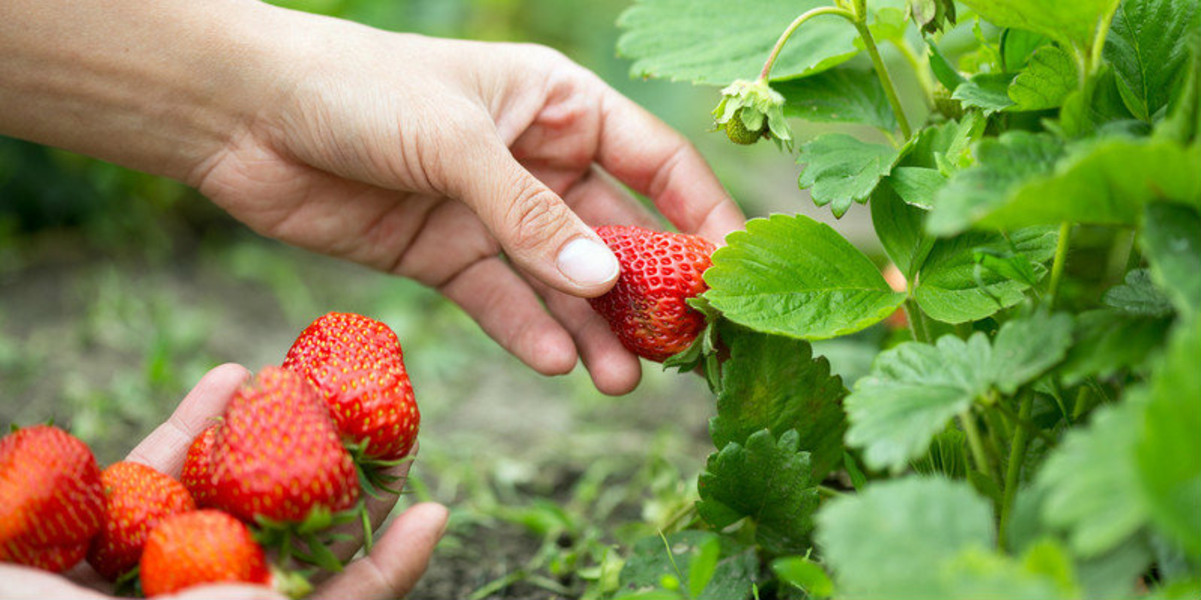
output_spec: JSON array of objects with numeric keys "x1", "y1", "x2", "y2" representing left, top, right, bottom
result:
[
  {"x1": 208, "y1": 366, "x2": 359, "y2": 525},
  {"x1": 589, "y1": 225, "x2": 716, "y2": 362},
  {"x1": 283, "y1": 312, "x2": 419, "y2": 462},
  {"x1": 0, "y1": 425, "x2": 104, "y2": 573},
  {"x1": 87, "y1": 461, "x2": 196, "y2": 581},
  {"x1": 139, "y1": 510, "x2": 273, "y2": 597}
]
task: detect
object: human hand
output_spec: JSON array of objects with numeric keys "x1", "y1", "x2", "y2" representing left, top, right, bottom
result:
[
  {"x1": 0, "y1": 364, "x2": 448, "y2": 600},
  {"x1": 189, "y1": 6, "x2": 745, "y2": 395}
]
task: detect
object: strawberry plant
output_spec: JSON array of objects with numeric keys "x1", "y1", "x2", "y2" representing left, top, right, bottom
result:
[{"x1": 596, "y1": 0, "x2": 1201, "y2": 597}]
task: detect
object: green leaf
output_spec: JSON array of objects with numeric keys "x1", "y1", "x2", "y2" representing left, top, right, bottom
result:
[
  {"x1": 1008, "y1": 44, "x2": 1079, "y2": 111},
  {"x1": 705, "y1": 214, "x2": 906, "y2": 340},
  {"x1": 1141, "y1": 202, "x2": 1201, "y2": 317},
  {"x1": 798, "y1": 134, "x2": 901, "y2": 217},
  {"x1": 1103, "y1": 268, "x2": 1176, "y2": 317},
  {"x1": 942, "y1": 543, "x2": 1078, "y2": 599},
  {"x1": 1036, "y1": 395, "x2": 1149, "y2": 557},
  {"x1": 915, "y1": 227, "x2": 1058, "y2": 324},
  {"x1": 777, "y1": 68, "x2": 899, "y2": 132},
  {"x1": 872, "y1": 180, "x2": 935, "y2": 280},
  {"x1": 1058, "y1": 309, "x2": 1173, "y2": 384},
  {"x1": 927, "y1": 39, "x2": 967, "y2": 91},
  {"x1": 616, "y1": 0, "x2": 860, "y2": 85},
  {"x1": 709, "y1": 326, "x2": 848, "y2": 480},
  {"x1": 953, "y1": 73, "x2": 1016, "y2": 114},
  {"x1": 960, "y1": 0, "x2": 1120, "y2": 51},
  {"x1": 886, "y1": 166, "x2": 945, "y2": 210},
  {"x1": 927, "y1": 131, "x2": 1064, "y2": 236},
  {"x1": 847, "y1": 312, "x2": 1071, "y2": 471},
  {"x1": 1001, "y1": 29, "x2": 1051, "y2": 72},
  {"x1": 617, "y1": 531, "x2": 756, "y2": 600},
  {"x1": 815, "y1": 477, "x2": 995, "y2": 599},
  {"x1": 1136, "y1": 316, "x2": 1201, "y2": 559},
  {"x1": 1104, "y1": 0, "x2": 1200, "y2": 121},
  {"x1": 990, "y1": 312, "x2": 1074, "y2": 394},
  {"x1": 697, "y1": 429, "x2": 820, "y2": 556},
  {"x1": 772, "y1": 557, "x2": 834, "y2": 598},
  {"x1": 969, "y1": 139, "x2": 1201, "y2": 231},
  {"x1": 845, "y1": 335, "x2": 991, "y2": 472}
]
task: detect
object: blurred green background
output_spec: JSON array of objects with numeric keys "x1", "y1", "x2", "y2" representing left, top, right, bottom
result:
[{"x1": 0, "y1": 1, "x2": 875, "y2": 597}]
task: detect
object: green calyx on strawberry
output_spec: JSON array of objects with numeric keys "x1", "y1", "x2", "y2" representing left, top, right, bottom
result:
[
  {"x1": 712, "y1": 78, "x2": 792, "y2": 150},
  {"x1": 589, "y1": 225, "x2": 717, "y2": 363},
  {"x1": 0, "y1": 424, "x2": 104, "y2": 573},
  {"x1": 283, "y1": 312, "x2": 419, "y2": 494},
  {"x1": 205, "y1": 366, "x2": 363, "y2": 571},
  {"x1": 87, "y1": 461, "x2": 197, "y2": 582}
]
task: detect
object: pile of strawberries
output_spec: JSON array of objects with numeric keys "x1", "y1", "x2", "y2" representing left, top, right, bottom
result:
[{"x1": 0, "y1": 312, "x2": 419, "y2": 597}]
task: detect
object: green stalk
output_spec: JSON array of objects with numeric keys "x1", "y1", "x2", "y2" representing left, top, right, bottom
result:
[
  {"x1": 994, "y1": 400, "x2": 1058, "y2": 447},
  {"x1": 999, "y1": 392, "x2": 1035, "y2": 551},
  {"x1": 960, "y1": 410, "x2": 995, "y2": 482},
  {"x1": 758, "y1": 6, "x2": 857, "y2": 80},
  {"x1": 1047, "y1": 222, "x2": 1073, "y2": 309},
  {"x1": 904, "y1": 297, "x2": 932, "y2": 344},
  {"x1": 854, "y1": 20, "x2": 913, "y2": 140},
  {"x1": 893, "y1": 37, "x2": 935, "y2": 109}
]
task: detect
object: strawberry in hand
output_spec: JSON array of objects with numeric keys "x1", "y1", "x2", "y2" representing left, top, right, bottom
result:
[
  {"x1": 0, "y1": 425, "x2": 105, "y2": 573},
  {"x1": 589, "y1": 225, "x2": 716, "y2": 362},
  {"x1": 86, "y1": 461, "x2": 196, "y2": 581},
  {"x1": 283, "y1": 312, "x2": 420, "y2": 486}
]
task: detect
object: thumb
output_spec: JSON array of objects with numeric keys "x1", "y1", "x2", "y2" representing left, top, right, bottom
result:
[{"x1": 454, "y1": 136, "x2": 619, "y2": 297}]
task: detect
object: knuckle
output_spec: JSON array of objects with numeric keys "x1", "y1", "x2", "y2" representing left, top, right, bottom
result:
[{"x1": 504, "y1": 180, "x2": 567, "y2": 252}]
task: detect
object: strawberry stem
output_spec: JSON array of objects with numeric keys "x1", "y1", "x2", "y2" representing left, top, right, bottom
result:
[{"x1": 758, "y1": 6, "x2": 857, "y2": 81}]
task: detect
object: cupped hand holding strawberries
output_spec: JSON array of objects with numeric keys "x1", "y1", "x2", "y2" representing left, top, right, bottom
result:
[
  {"x1": 0, "y1": 362, "x2": 448, "y2": 600},
  {"x1": 0, "y1": 0, "x2": 745, "y2": 396}
]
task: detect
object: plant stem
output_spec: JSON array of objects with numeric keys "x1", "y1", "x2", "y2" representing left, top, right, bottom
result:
[
  {"x1": 1047, "y1": 222, "x2": 1072, "y2": 309},
  {"x1": 818, "y1": 485, "x2": 847, "y2": 498},
  {"x1": 758, "y1": 6, "x2": 857, "y2": 80},
  {"x1": 854, "y1": 20, "x2": 913, "y2": 140},
  {"x1": 960, "y1": 410, "x2": 995, "y2": 482},
  {"x1": 999, "y1": 392, "x2": 1034, "y2": 551},
  {"x1": 893, "y1": 37, "x2": 935, "y2": 109},
  {"x1": 904, "y1": 297, "x2": 932, "y2": 344}
]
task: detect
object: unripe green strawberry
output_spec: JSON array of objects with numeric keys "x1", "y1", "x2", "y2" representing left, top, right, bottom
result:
[
  {"x1": 86, "y1": 461, "x2": 196, "y2": 581},
  {"x1": 0, "y1": 425, "x2": 104, "y2": 573},
  {"x1": 589, "y1": 225, "x2": 716, "y2": 362},
  {"x1": 933, "y1": 84, "x2": 964, "y2": 120},
  {"x1": 208, "y1": 367, "x2": 359, "y2": 524},
  {"x1": 723, "y1": 107, "x2": 766, "y2": 145},
  {"x1": 283, "y1": 312, "x2": 419, "y2": 461},
  {"x1": 139, "y1": 510, "x2": 271, "y2": 597},
  {"x1": 181, "y1": 423, "x2": 219, "y2": 507}
]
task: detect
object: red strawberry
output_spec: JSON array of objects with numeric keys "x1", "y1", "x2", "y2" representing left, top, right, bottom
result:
[
  {"x1": 208, "y1": 366, "x2": 359, "y2": 524},
  {"x1": 283, "y1": 312, "x2": 419, "y2": 461},
  {"x1": 181, "y1": 423, "x2": 219, "y2": 507},
  {"x1": 139, "y1": 510, "x2": 271, "y2": 597},
  {"x1": 0, "y1": 425, "x2": 104, "y2": 573},
  {"x1": 86, "y1": 461, "x2": 196, "y2": 581},
  {"x1": 589, "y1": 225, "x2": 716, "y2": 362}
]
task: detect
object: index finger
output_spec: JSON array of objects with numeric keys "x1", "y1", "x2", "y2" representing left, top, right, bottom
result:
[
  {"x1": 594, "y1": 85, "x2": 745, "y2": 243},
  {"x1": 126, "y1": 363, "x2": 250, "y2": 477}
]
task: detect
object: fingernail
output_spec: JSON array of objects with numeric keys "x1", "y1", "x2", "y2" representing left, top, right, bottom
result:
[{"x1": 557, "y1": 237, "x2": 619, "y2": 286}]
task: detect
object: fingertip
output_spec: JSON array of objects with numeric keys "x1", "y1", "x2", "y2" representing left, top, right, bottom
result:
[
  {"x1": 555, "y1": 236, "x2": 619, "y2": 296},
  {"x1": 525, "y1": 328, "x2": 579, "y2": 376},
  {"x1": 589, "y1": 352, "x2": 642, "y2": 396}
]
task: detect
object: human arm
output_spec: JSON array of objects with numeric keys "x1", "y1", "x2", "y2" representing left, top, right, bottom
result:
[{"x1": 0, "y1": 0, "x2": 746, "y2": 394}]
